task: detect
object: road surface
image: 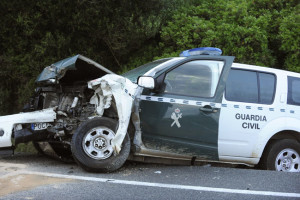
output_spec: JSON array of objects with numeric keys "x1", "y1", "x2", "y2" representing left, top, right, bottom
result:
[{"x1": 0, "y1": 153, "x2": 299, "y2": 200}]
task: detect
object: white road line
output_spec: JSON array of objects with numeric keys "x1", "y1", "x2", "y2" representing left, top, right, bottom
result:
[{"x1": 20, "y1": 171, "x2": 300, "y2": 198}]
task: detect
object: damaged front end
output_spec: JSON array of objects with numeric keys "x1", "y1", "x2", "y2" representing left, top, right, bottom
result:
[
  {"x1": 0, "y1": 55, "x2": 117, "y2": 161},
  {"x1": 0, "y1": 53, "x2": 198, "y2": 172},
  {"x1": 0, "y1": 53, "x2": 150, "y2": 172}
]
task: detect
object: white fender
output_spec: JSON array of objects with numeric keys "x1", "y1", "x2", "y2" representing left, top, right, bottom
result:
[{"x1": 253, "y1": 117, "x2": 300, "y2": 160}]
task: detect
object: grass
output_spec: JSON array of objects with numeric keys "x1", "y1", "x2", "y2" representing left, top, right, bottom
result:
[{"x1": 15, "y1": 142, "x2": 37, "y2": 153}]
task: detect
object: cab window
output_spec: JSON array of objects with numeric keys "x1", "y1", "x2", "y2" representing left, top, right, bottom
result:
[{"x1": 163, "y1": 60, "x2": 224, "y2": 97}]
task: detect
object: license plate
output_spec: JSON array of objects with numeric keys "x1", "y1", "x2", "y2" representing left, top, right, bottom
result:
[{"x1": 31, "y1": 123, "x2": 51, "y2": 131}]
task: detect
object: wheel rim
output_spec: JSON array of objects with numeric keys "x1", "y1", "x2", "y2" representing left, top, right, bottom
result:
[
  {"x1": 82, "y1": 126, "x2": 115, "y2": 160},
  {"x1": 275, "y1": 148, "x2": 300, "y2": 172}
]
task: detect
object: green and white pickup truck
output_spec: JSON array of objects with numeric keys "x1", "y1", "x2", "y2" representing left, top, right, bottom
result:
[{"x1": 0, "y1": 47, "x2": 299, "y2": 173}]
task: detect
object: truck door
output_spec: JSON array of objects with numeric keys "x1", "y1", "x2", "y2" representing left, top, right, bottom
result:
[{"x1": 139, "y1": 56, "x2": 234, "y2": 160}]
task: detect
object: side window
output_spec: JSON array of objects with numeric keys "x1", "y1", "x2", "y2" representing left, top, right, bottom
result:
[
  {"x1": 225, "y1": 69, "x2": 276, "y2": 104},
  {"x1": 287, "y1": 76, "x2": 300, "y2": 106},
  {"x1": 225, "y1": 70, "x2": 258, "y2": 103},
  {"x1": 163, "y1": 60, "x2": 224, "y2": 97},
  {"x1": 259, "y1": 73, "x2": 276, "y2": 104}
]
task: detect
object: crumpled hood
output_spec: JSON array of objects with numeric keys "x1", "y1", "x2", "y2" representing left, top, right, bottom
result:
[{"x1": 36, "y1": 55, "x2": 114, "y2": 83}]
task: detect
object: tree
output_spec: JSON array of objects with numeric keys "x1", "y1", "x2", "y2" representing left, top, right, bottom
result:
[
  {"x1": 0, "y1": 0, "x2": 183, "y2": 114},
  {"x1": 0, "y1": 0, "x2": 298, "y2": 114},
  {"x1": 156, "y1": 0, "x2": 299, "y2": 70}
]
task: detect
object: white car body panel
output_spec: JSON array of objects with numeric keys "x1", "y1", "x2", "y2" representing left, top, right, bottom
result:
[
  {"x1": 88, "y1": 74, "x2": 138, "y2": 153},
  {"x1": 218, "y1": 63, "x2": 300, "y2": 165},
  {"x1": 0, "y1": 108, "x2": 56, "y2": 148}
]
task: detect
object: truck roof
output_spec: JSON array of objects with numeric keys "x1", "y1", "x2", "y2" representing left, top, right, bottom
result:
[{"x1": 232, "y1": 63, "x2": 300, "y2": 78}]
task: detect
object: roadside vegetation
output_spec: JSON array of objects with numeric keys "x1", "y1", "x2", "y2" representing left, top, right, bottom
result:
[
  {"x1": 15, "y1": 142, "x2": 37, "y2": 153},
  {"x1": 0, "y1": 0, "x2": 299, "y2": 116}
]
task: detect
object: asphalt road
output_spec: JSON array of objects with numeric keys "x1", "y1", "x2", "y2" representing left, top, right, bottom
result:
[{"x1": 0, "y1": 153, "x2": 299, "y2": 200}]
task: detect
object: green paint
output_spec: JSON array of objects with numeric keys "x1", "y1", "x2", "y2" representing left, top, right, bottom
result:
[
  {"x1": 36, "y1": 55, "x2": 80, "y2": 82},
  {"x1": 140, "y1": 100, "x2": 220, "y2": 159},
  {"x1": 139, "y1": 56, "x2": 234, "y2": 161}
]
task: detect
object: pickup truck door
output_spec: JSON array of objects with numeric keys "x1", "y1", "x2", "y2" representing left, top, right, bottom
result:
[{"x1": 139, "y1": 56, "x2": 234, "y2": 160}]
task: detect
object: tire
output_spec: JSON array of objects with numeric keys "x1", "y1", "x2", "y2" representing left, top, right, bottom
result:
[
  {"x1": 33, "y1": 141, "x2": 46, "y2": 155},
  {"x1": 259, "y1": 139, "x2": 300, "y2": 172},
  {"x1": 49, "y1": 142, "x2": 73, "y2": 163},
  {"x1": 33, "y1": 141, "x2": 74, "y2": 163},
  {"x1": 71, "y1": 117, "x2": 130, "y2": 173}
]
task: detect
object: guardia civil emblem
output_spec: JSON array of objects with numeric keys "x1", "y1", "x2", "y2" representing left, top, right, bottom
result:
[{"x1": 171, "y1": 108, "x2": 182, "y2": 128}]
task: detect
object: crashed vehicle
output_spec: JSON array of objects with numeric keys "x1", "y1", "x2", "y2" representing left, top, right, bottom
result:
[{"x1": 0, "y1": 47, "x2": 300, "y2": 173}]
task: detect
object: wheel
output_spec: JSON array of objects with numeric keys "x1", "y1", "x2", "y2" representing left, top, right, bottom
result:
[
  {"x1": 259, "y1": 139, "x2": 300, "y2": 172},
  {"x1": 33, "y1": 141, "x2": 46, "y2": 155},
  {"x1": 33, "y1": 141, "x2": 74, "y2": 163},
  {"x1": 49, "y1": 142, "x2": 73, "y2": 163},
  {"x1": 71, "y1": 117, "x2": 130, "y2": 172}
]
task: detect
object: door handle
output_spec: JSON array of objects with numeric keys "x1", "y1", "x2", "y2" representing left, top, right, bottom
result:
[{"x1": 199, "y1": 105, "x2": 216, "y2": 113}]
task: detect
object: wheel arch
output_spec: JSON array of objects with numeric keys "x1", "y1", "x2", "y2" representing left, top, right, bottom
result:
[
  {"x1": 253, "y1": 117, "x2": 300, "y2": 160},
  {"x1": 258, "y1": 130, "x2": 300, "y2": 164},
  {"x1": 101, "y1": 97, "x2": 136, "y2": 142}
]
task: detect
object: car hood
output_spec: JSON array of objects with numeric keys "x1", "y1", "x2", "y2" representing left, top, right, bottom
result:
[{"x1": 36, "y1": 55, "x2": 114, "y2": 83}]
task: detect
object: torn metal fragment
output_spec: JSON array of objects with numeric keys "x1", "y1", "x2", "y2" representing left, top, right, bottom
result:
[{"x1": 88, "y1": 74, "x2": 138, "y2": 154}]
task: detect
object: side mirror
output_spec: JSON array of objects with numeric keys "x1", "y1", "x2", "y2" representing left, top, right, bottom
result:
[{"x1": 137, "y1": 76, "x2": 155, "y2": 89}]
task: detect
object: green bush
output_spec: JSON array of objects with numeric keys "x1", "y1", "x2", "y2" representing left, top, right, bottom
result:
[
  {"x1": 0, "y1": 0, "x2": 183, "y2": 114},
  {"x1": 156, "y1": 0, "x2": 299, "y2": 70},
  {"x1": 278, "y1": 6, "x2": 300, "y2": 71}
]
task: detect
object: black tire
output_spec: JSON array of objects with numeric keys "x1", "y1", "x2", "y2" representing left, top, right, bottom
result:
[
  {"x1": 259, "y1": 139, "x2": 300, "y2": 172},
  {"x1": 71, "y1": 117, "x2": 130, "y2": 173},
  {"x1": 49, "y1": 142, "x2": 74, "y2": 163},
  {"x1": 33, "y1": 141, "x2": 74, "y2": 163},
  {"x1": 33, "y1": 141, "x2": 46, "y2": 155}
]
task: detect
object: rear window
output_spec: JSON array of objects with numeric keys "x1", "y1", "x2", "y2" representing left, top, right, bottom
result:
[
  {"x1": 287, "y1": 76, "x2": 300, "y2": 106},
  {"x1": 225, "y1": 69, "x2": 276, "y2": 104}
]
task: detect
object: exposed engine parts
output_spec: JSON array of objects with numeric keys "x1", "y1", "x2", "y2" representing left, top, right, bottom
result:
[
  {"x1": 30, "y1": 83, "x2": 97, "y2": 136},
  {"x1": 12, "y1": 82, "x2": 101, "y2": 162}
]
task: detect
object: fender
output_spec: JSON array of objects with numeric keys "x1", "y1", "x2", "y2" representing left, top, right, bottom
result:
[{"x1": 253, "y1": 117, "x2": 300, "y2": 161}]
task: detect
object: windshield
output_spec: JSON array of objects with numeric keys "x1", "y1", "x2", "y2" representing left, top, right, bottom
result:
[{"x1": 122, "y1": 58, "x2": 171, "y2": 83}]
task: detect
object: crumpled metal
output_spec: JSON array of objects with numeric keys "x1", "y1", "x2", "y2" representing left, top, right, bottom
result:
[{"x1": 88, "y1": 74, "x2": 138, "y2": 154}]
